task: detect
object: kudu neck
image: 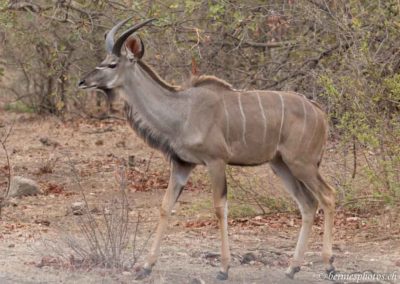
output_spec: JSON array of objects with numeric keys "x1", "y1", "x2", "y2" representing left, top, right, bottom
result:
[{"x1": 119, "y1": 61, "x2": 188, "y2": 139}]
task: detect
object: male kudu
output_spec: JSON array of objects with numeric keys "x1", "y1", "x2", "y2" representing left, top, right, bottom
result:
[{"x1": 78, "y1": 18, "x2": 336, "y2": 280}]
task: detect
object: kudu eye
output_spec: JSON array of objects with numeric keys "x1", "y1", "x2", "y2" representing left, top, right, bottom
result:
[{"x1": 108, "y1": 63, "x2": 118, "y2": 69}]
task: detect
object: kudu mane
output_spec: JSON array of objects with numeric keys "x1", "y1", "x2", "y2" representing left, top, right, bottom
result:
[
  {"x1": 138, "y1": 61, "x2": 324, "y2": 110},
  {"x1": 137, "y1": 60, "x2": 182, "y2": 92},
  {"x1": 138, "y1": 60, "x2": 234, "y2": 92},
  {"x1": 189, "y1": 75, "x2": 234, "y2": 90}
]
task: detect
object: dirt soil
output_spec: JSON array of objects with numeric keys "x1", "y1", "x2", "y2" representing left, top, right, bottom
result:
[{"x1": 0, "y1": 109, "x2": 399, "y2": 284}]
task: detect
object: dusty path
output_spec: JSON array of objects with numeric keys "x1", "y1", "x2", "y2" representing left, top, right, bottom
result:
[
  {"x1": 0, "y1": 112, "x2": 399, "y2": 283},
  {"x1": 0, "y1": 220, "x2": 399, "y2": 283}
]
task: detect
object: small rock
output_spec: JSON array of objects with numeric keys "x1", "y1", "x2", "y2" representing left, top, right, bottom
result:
[
  {"x1": 8, "y1": 244, "x2": 15, "y2": 248},
  {"x1": 39, "y1": 137, "x2": 60, "y2": 147},
  {"x1": 128, "y1": 155, "x2": 135, "y2": 167},
  {"x1": 90, "y1": 207, "x2": 100, "y2": 214},
  {"x1": 395, "y1": 259, "x2": 400, "y2": 267},
  {"x1": 116, "y1": 141, "x2": 125, "y2": 148},
  {"x1": 95, "y1": 140, "x2": 104, "y2": 146},
  {"x1": 71, "y1": 202, "x2": 86, "y2": 215},
  {"x1": 34, "y1": 219, "x2": 50, "y2": 226},
  {"x1": 189, "y1": 278, "x2": 205, "y2": 284},
  {"x1": 346, "y1": 216, "x2": 360, "y2": 222},
  {"x1": 8, "y1": 176, "x2": 41, "y2": 198},
  {"x1": 241, "y1": 252, "x2": 257, "y2": 264}
]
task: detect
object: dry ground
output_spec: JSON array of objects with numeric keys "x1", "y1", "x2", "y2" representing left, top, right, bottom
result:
[{"x1": 0, "y1": 108, "x2": 399, "y2": 284}]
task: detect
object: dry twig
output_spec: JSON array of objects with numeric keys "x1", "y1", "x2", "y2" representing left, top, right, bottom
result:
[{"x1": 0, "y1": 123, "x2": 14, "y2": 217}]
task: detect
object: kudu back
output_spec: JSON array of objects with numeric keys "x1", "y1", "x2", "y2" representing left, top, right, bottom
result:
[{"x1": 79, "y1": 18, "x2": 336, "y2": 281}]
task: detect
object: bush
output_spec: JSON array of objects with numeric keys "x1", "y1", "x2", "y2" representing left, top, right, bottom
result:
[{"x1": 1, "y1": 0, "x2": 398, "y2": 206}]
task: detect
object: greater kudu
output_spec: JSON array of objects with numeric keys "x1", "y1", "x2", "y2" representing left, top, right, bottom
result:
[{"x1": 78, "y1": 18, "x2": 336, "y2": 280}]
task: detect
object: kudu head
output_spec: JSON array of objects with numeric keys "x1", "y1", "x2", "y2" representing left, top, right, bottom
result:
[{"x1": 78, "y1": 18, "x2": 155, "y2": 91}]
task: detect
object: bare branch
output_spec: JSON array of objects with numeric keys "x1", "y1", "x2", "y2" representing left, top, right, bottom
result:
[{"x1": 0, "y1": 122, "x2": 15, "y2": 216}]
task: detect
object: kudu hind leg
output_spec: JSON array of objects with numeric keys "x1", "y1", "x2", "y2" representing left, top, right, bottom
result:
[
  {"x1": 207, "y1": 160, "x2": 230, "y2": 280},
  {"x1": 317, "y1": 174, "x2": 336, "y2": 273},
  {"x1": 288, "y1": 182, "x2": 319, "y2": 278},
  {"x1": 298, "y1": 173, "x2": 335, "y2": 273},
  {"x1": 138, "y1": 160, "x2": 194, "y2": 278},
  {"x1": 288, "y1": 163, "x2": 336, "y2": 273},
  {"x1": 271, "y1": 159, "x2": 318, "y2": 279}
]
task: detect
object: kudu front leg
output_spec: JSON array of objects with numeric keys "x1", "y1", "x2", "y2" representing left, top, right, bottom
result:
[
  {"x1": 207, "y1": 160, "x2": 231, "y2": 280},
  {"x1": 136, "y1": 160, "x2": 194, "y2": 280}
]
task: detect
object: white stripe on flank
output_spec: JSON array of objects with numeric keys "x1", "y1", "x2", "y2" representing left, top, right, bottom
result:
[
  {"x1": 256, "y1": 93, "x2": 267, "y2": 144},
  {"x1": 222, "y1": 94, "x2": 230, "y2": 142},
  {"x1": 277, "y1": 93, "x2": 285, "y2": 147},
  {"x1": 238, "y1": 94, "x2": 247, "y2": 146},
  {"x1": 300, "y1": 97, "x2": 307, "y2": 145},
  {"x1": 307, "y1": 101, "x2": 318, "y2": 149}
]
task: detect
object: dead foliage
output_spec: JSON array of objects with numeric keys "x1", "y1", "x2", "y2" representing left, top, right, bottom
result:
[
  {"x1": 43, "y1": 183, "x2": 65, "y2": 195},
  {"x1": 127, "y1": 167, "x2": 168, "y2": 192}
]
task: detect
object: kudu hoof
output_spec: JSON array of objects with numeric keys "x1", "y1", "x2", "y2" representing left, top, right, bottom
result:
[
  {"x1": 325, "y1": 255, "x2": 336, "y2": 276},
  {"x1": 326, "y1": 267, "x2": 337, "y2": 277},
  {"x1": 135, "y1": 267, "x2": 152, "y2": 280},
  {"x1": 285, "y1": 266, "x2": 301, "y2": 279},
  {"x1": 329, "y1": 255, "x2": 335, "y2": 265},
  {"x1": 216, "y1": 271, "x2": 229, "y2": 281},
  {"x1": 326, "y1": 255, "x2": 336, "y2": 278}
]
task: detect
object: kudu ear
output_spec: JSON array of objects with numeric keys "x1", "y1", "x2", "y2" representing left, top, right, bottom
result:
[{"x1": 124, "y1": 36, "x2": 144, "y2": 59}]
